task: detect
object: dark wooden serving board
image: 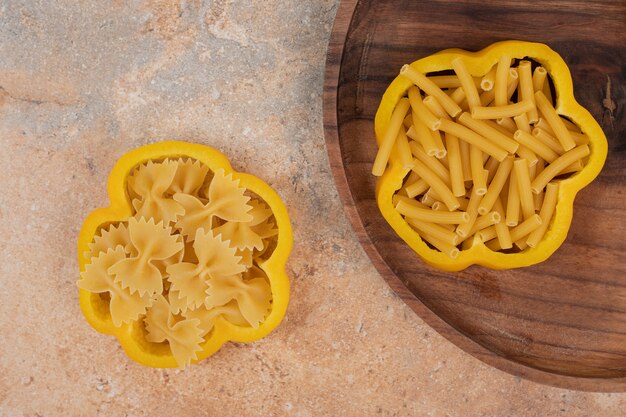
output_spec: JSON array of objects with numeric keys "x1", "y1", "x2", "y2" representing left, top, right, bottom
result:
[{"x1": 323, "y1": 0, "x2": 626, "y2": 391}]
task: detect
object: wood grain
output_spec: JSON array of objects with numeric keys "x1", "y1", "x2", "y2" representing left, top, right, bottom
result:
[{"x1": 323, "y1": 0, "x2": 626, "y2": 391}]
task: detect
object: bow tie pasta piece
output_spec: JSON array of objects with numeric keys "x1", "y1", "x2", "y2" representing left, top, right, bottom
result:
[
  {"x1": 174, "y1": 169, "x2": 253, "y2": 241},
  {"x1": 128, "y1": 160, "x2": 184, "y2": 224},
  {"x1": 214, "y1": 198, "x2": 278, "y2": 251},
  {"x1": 205, "y1": 273, "x2": 272, "y2": 329},
  {"x1": 77, "y1": 142, "x2": 292, "y2": 368},
  {"x1": 183, "y1": 301, "x2": 248, "y2": 337},
  {"x1": 205, "y1": 169, "x2": 253, "y2": 222},
  {"x1": 86, "y1": 222, "x2": 132, "y2": 259},
  {"x1": 171, "y1": 194, "x2": 214, "y2": 241},
  {"x1": 144, "y1": 294, "x2": 204, "y2": 369},
  {"x1": 153, "y1": 247, "x2": 184, "y2": 281},
  {"x1": 167, "y1": 158, "x2": 211, "y2": 196},
  {"x1": 77, "y1": 247, "x2": 153, "y2": 327},
  {"x1": 109, "y1": 217, "x2": 184, "y2": 296},
  {"x1": 166, "y1": 267, "x2": 210, "y2": 313},
  {"x1": 166, "y1": 229, "x2": 246, "y2": 312}
]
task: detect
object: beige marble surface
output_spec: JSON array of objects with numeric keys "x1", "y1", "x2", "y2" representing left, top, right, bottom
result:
[{"x1": 0, "y1": 1, "x2": 625, "y2": 416}]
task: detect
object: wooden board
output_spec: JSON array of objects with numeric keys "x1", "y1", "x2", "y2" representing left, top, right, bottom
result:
[{"x1": 323, "y1": 0, "x2": 626, "y2": 391}]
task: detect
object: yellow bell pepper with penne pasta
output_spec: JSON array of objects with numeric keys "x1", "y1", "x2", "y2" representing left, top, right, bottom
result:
[{"x1": 372, "y1": 41, "x2": 607, "y2": 271}]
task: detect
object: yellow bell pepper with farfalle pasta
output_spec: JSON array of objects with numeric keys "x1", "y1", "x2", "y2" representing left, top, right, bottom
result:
[
  {"x1": 77, "y1": 141, "x2": 292, "y2": 368},
  {"x1": 374, "y1": 41, "x2": 607, "y2": 271}
]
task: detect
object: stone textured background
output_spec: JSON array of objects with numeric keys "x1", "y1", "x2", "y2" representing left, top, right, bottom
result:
[{"x1": 0, "y1": 1, "x2": 624, "y2": 416}]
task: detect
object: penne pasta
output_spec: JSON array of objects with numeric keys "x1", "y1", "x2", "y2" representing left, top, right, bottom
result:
[
  {"x1": 532, "y1": 158, "x2": 545, "y2": 208},
  {"x1": 478, "y1": 155, "x2": 514, "y2": 215},
  {"x1": 428, "y1": 75, "x2": 481, "y2": 89},
  {"x1": 425, "y1": 186, "x2": 442, "y2": 202},
  {"x1": 480, "y1": 66, "x2": 498, "y2": 91},
  {"x1": 515, "y1": 145, "x2": 539, "y2": 167},
  {"x1": 532, "y1": 128, "x2": 565, "y2": 155},
  {"x1": 459, "y1": 139, "x2": 472, "y2": 181},
  {"x1": 527, "y1": 182, "x2": 559, "y2": 247},
  {"x1": 420, "y1": 192, "x2": 437, "y2": 207},
  {"x1": 479, "y1": 88, "x2": 496, "y2": 107},
  {"x1": 408, "y1": 87, "x2": 441, "y2": 131},
  {"x1": 458, "y1": 112, "x2": 519, "y2": 154},
  {"x1": 494, "y1": 55, "x2": 511, "y2": 106},
  {"x1": 468, "y1": 211, "x2": 501, "y2": 236},
  {"x1": 401, "y1": 65, "x2": 462, "y2": 117},
  {"x1": 449, "y1": 86, "x2": 466, "y2": 104},
  {"x1": 396, "y1": 200, "x2": 469, "y2": 224},
  {"x1": 535, "y1": 118, "x2": 590, "y2": 145},
  {"x1": 471, "y1": 100, "x2": 535, "y2": 120},
  {"x1": 405, "y1": 217, "x2": 459, "y2": 246},
  {"x1": 493, "y1": 198, "x2": 513, "y2": 249},
  {"x1": 470, "y1": 145, "x2": 488, "y2": 195},
  {"x1": 445, "y1": 132, "x2": 466, "y2": 197},
  {"x1": 509, "y1": 214, "x2": 542, "y2": 241},
  {"x1": 409, "y1": 142, "x2": 450, "y2": 185},
  {"x1": 512, "y1": 114, "x2": 541, "y2": 165},
  {"x1": 514, "y1": 239, "x2": 529, "y2": 251},
  {"x1": 430, "y1": 129, "x2": 447, "y2": 158},
  {"x1": 569, "y1": 131, "x2": 590, "y2": 146},
  {"x1": 496, "y1": 117, "x2": 517, "y2": 133},
  {"x1": 423, "y1": 95, "x2": 451, "y2": 120},
  {"x1": 410, "y1": 158, "x2": 459, "y2": 211},
  {"x1": 532, "y1": 66, "x2": 547, "y2": 92},
  {"x1": 403, "y1": 169, "x2": 421, "y2": 188},
  {"x1": 483, "y1": 119, "x2": 512, "y2": 136},
  {"x1": 534, "y1": 90, "x2": 576, "y2": 151},
  {"x1": 486, "y1": 214, "x2": 542, "y2": 251},
  {"x1": 477, "y1": 225, "x2": 498, "y2": 242},
  {"x1": 542, "y1": 79, "x2": 553, "y2": 106},
  {"x1": 405, "y1": 178, "x2": 429, "y2": 198},
  {"x1": 518, "y1": 61, "x2": 539, "y2": 123},
  {"x1": 438, "y1": 119, "x2": 509, "y2": 161},
  {"x1": 393, "y1": 194, "x2": 429, "y2": 209},
  {"x1": 513, "y1": 158, "x2": 535, "y2": 219},
  {"x1": 407, "y1": 119, "x2": 438, "y2": 157},
  {"x1": 505, "y1": 170, "x2": 520, "y2": 226},
  {"x1": 420, "y1": 231, "x2": 460, "y2": 258},
  {"x1": 373, "y1": 98, "x2": 410, "y2": 176},
  {"x1": 531, "y1": 145, "x2": 590, "y2": 193},
  {"x1": 394, "y1": 128, "x2": 414, "y2": 169},
  {"x1": 455, "y1": 188, "x2": 482, "y2": 238},
  {"x1": 452, "y1": 57, "x2": 481, "y2": 109},
  {"x1": 507, "y1": 69, "x2": 519, "y2": 100},
  {"x1": 513, "y1": 112, "x2": 531, "y2": 134},
  {"x1": 513, "y1": 130, "x2": 559, "y2": 163},
  {"x1": 560, "y1": 159, "x2": 584, "y2": 175}
]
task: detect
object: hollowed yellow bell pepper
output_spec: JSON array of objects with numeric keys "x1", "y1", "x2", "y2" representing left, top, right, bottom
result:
[
  {"x1": 77, "y1": 141, "x2": 292, "y2": 367},
  {"x1": 374, "y1": 41, "x2": 607, "y2": 271}
]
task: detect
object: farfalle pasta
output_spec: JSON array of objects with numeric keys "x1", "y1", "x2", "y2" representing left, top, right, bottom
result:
[{"x1": 77, "y1": 142, "x2": 292, "y2": 368}]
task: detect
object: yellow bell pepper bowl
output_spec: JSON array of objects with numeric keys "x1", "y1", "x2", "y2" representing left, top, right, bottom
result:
[
  {"x1": 374, "y1": 41, "x2": 607, "y2": 272},
  {"x1": 77, "y1": 141, "x2": 292, "y2": 368}
]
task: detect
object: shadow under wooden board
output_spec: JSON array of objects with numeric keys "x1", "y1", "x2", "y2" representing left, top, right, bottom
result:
[{"x1": 323, "y1": 0, "x2": 626, "y2": 391}]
